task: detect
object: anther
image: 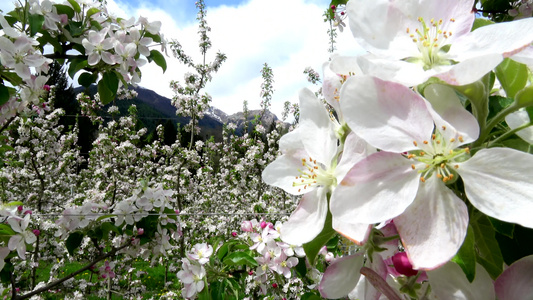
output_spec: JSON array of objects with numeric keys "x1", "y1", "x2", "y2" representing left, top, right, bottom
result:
[
  {"x1": 458, "y1": 136, "x2": 464, "y2": 142},
  {"x1": 411, "y1": 164, "x2": 416, "y2": 170},
  {"x1": 420, "y1": 177, "x2": 426, "y2": 183},
  {"x1": 407, "y1": 154, "x2": 416, "y2": 159},
  {"x1": 423, "y1": 140, "x2": 429, "y2": 144},
  {"x1": 432, "y1": 134, "x2": 436, "y2": 140},
  {"x1": 454, "y1": 165, "x2": 459, "y2": 169},
  {"x1": 420, "y1": 151, "x2": 425, "y2": 156},
  {"x1": 450, "y1": 138, "x2": 455, "y2": 143},
  {"x1": 413, "y1": 141, "x2": 418, "y2": 146},
  {"x1": 437, "y1": 174, "x2": 443, "y2": 179},
  {"x1": 440, "y1": 163, "x2": 445, "y2": 168},
  {"x1": 442, "y1": 125, "x2": 446, "y2": 130}
]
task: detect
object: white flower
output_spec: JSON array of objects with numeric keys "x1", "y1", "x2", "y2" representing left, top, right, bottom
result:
[
  {"x1": 341, "y1": 0, "x2": 533, "y2": 86},
  {"x1": 8, "y1": 214, "x2": 37, "y2": 259},
  {"x1": 333, "y1": 76, "x2": 533, "y2": 269}
]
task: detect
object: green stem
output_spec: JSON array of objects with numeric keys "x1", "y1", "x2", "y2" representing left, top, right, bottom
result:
[{"x1": 488, "y1": 122, "x2": 533, "y2": 147}]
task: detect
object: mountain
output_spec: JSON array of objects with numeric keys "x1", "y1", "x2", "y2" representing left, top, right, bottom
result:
[{"x1": 73, "y1": 86, "x2": 285, "y2": 142}]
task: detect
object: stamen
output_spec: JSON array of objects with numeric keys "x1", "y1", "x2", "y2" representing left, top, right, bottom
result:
[
  {"x1": 413, "y1": 141, "x2": 418, "y2": 147},
  {"x1": 420, "y1": 177, "x2": 426, "y2": 183},
  {"x1": 411, "y1": 164, "x2": 416, "y2": 170}
]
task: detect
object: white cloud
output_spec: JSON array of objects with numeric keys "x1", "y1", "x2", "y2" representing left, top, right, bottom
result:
[{"x1": 127, "y1": 0, "x2": 365, "y2": 118}]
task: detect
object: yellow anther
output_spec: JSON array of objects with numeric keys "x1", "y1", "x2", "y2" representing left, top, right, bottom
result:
[
  {"x1": 423, "y1": 140, "x2": 429, "y2": 144},
  {"x1": 406, "y1": 28, "x2": 410, "y2": 33},
  {"x1": 437, "y1": 174, "x2": 443, "y2": 179},
  {"x1": 442, "y1": 125, "x2": 446, "y2": 130},
  {"x1": 443, "y1": 176, "x2": 449, "y2": 182},
  {"x1": 420, "y1": 177, "x2": 426, "y2": 183},
  {"x1": 420, "y1": 151, "x2": 425, "y2": 156},
  {"x1": 425, "y1": 164, "x2": 430, "y2": 168},
  {"x1": 440, "y1": 163, "x2": 445, "y2": 168},
  {"x1": 407, "y1": 154, "x2": 416, "y2": 159},
  {"x1": 413, "y1": 141, "x2": 418, "y2": 146},
  {"x1": 465, "y1": 147, "x2": 470, "y2": 154},
  {"x1": 436, "y1": 140, "x2": 441, "y2": 144},
  {"x1": 449, "y1": 174, "x2": 454, "y2": 180},
  {"x1": 454, "y1": 165, "x2": 459, "y2": 169},
  {"x1": 411, "y1": 164, "x2": 416, "y2": 170},
  {"x1": 450, "y1": 18, "x2": 456, "y2": 22},
  {"x1": 432, "y1": 134, "x2": 436, "y2": 140},
  {"x1": 458, "y1": 136, "x2": 464, "y2": 142},
  {"x1": 450, "y1": 138, "x2": 456, "y2": 143}
]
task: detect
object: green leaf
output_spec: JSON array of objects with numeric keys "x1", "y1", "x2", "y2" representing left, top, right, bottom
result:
[
  {"x1": 66, "y1": 232, "x2": 84, "y2": 256},
  {"x1": 471, "y1": 215, "x2": 504, "y2": 279},
  {"x1": 37, "y1": 30, "x2": 62, "y2": 53},
  {"x1": 68, "y1": 57, "x2": 89, "y2": 79},
  {"x1": 95, "y1": 214, "x2": 116, "y2": 222},
  {"x1": 301, "y1": 292, "x2": 322, "y2": 300},
  {"x1": 78, "y1": 72, "x2": 97, "y2": 87},
  {"x1": 515, "y1": 85, "x2": 533, "y2": 108},
  {"x1": 488, "y1": 217, "x2": 514, "y2": 238},
  {"x1": 0, "y1": 85, "x2": 9, "y2": 106},
  {"x1": 472, "y1": 18, "x2": 494, "y2": 31},
  {"x1": 294, "y1": 257, "x2": 307, "y2": 278},
  {"x1": 86, "y1": 7, "x2": 100, "y2": 18},
  {"x1": 100, "y1": 222, "x2": 122, "y2": 236},
  {"x1": 303, "y1": 210, "x2": 336, "y2": 266},
  {"x1": 148, "y1": 50, "x2": 167, "y2": 73},
  {"x1": 222, "y1": 252, "x2": 258, "y2": 267},
  {"x1": 452, "y1": 225, "x2": 476, "y2": 282},
  {"x1": 97, "y1": 71, "x2": 119, "y2": 105},
  {"x1": 488, "y1": 95, "x2": 513, "y2": 120},
  {"x1": 54, "y1": 4, "x2": 75, "y2": 19},
  {"x1": 67, "y1": 0, "x2": 81, "y2": 13},
  {"x1": 65, "y1": 20, "x2": 84, "y2": 37},
  {"x1": 143, "y1": 31, "x2": 161, "y2": 43},
  {"x1": 495, "y1": 58, "x2": 528, "y2": 98},
  {"x1": 197, "y1": 281, "x2": 211, "y2": 300},
  {"x1": 29, "y1": 14, "x2": 45, "y2": 36}
]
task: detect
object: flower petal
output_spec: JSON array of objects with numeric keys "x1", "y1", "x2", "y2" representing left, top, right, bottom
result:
[
  {"x1": 423, "y1": 83, "x2": 480, "y2": 144},
  {"x1": 505, "y1": 110, "x2": 533, "y2": 145},
  {"x1": 331, "y1": 151, "x2": 420, "y2": 224},
  {"x1": 340, "y1": 76, "x2": 434, "y2": 153},
  {"x1": 281, "y1": 187, "x2": 328, "y2": 245},
  {"x1": 332, "y1": 217, "x2": 371, "y2": 245},
  {"x1": 319, "y1": 253, "x2": 364, "y2": 299},
  {"x1": 427, "y1": 262, "x2": 495, "y2": 300},
  {"x1": 458, "y1": 148, "x2": 533, "y2": 228},
  {"x1": 298, "y1": 88, "x2": 338, "y2": 167},
  {"x1": 335, "y1": 132, "x2": 375, "y2": 182},
  {"x1": 261, "y1": 150, "x2": 311, "y2": 195},
  {"x1": 495, "y1": 255, "x2": 533, "y2": 300},
  {"x1": 395, "y1": 176, "x2": 469, "y2": 270}
]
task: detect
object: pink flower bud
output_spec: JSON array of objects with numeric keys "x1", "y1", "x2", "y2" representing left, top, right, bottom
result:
[
  {"x1": 392, "y1": 252, "x2": 418, "y2": 277},
  {"x1": 260, "y1": 221, "x2": 267, "y2": 229},
  {"x1": 248, "y1": 271, "x2": 254, "y2": 275},
  {"x1": 241, "y1": 221, "x2": 253, "y2": 232},
  {"x1": 43, "y1": 85, "x2": 50, "y2": 91},
  {"x1": 272, "y1": 283, "x2": 278, "y2": 288},
  {"x1": 137, "y1": 228, "x2": 144, "y2": 235},
  {"x1": 24, "y1": 210, "x2": 32, "y2": 215},
  {"x1": 231, "y1": 232, "x2": 237, "y2": 237},
  {"x1": 17, "y1": 206, "x2": 23, "y2": 212},
  {"x1": 32, "y1": 229, "x2": 40, "y2": 236}
]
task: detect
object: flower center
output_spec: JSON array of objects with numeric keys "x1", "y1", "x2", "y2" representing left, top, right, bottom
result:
[
  {"x1": 408, "y1": 131, "x2": 470, "y2": 183},
  {"x1": 405, "y1": 17, "x2": 455, "y2": 70},
  {"x1": 292, "y1": 157, "x2": 336, "y2": 192}
]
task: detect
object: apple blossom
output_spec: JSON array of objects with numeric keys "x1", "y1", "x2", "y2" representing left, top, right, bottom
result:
[
  {"x1": 341, "y1": 0, "x2": 533, "y2": 86},
  {"x1": 262, "y1": 88, "x2": 372, "y2": 245},
  {"x1": 333, "y1": 76, "x2": 533, "y2": 269},
  {"x1": 7, "y1": 214, "x2": 37, "y2": 259},
  {"x1": 186, "y1": 243, "x2": 213, "y2": 265}
]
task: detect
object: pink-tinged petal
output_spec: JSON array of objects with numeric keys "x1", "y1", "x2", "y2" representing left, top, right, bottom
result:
[
  {"x1": 505, "y1": 110, "x2": 533, "y2": 144},
  {"x1": 319, "y1": 253, "x2": 365, "y2": 299},
  {"x1": 331, "y1": 151, "x2": 420, "y2": 224},
  {"x1": 298, "y1": 88, "x2": 337, "y2": 167},
  {"x1": 335, "y1": 132, "x2": 376, "y2": 182},
  {"x1": 395, "y1": 176, "x2": 469, "y2": 270},
  {"x1": 332, "y1": 217, "x2": 372, "y2": 245},
  {"x1": 423, "y1": 84, "x2": 479, "y2": 144},
  {"x1": 435, "y1": 53, "x2": 504, "y2": 86},
  {"x1": 281, "y1": 187, "x2": 327, "y2": 245},
  {"x1": 449, "y1": 17, "x2": 533, "y2": 61},
  {"x1": 340, "y1": 76, "x2": 434, "y2": 153},
  {"x1": 511, "y1": 46, "x2": 533, "y2": 68},
  {"x1": 427, "y1": 262, "x2": 495, "y2": 300},
  {"x1": 8, "y1": 235, "x2": 22, "y2": 252},
  {"x1": 457, "y1": 148, "x2": 533, "y2": 228},
  {"x1": 360, "y1": 253, "x2": 388, "y2": 300},
  {"x1": 495, "y1": 255, "x2": 533, "y2": 300}
]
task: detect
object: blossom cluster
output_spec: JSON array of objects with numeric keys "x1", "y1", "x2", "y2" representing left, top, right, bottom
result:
[{"x1": 263, "y1": 0, "x2": 533, "y2": 298}]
